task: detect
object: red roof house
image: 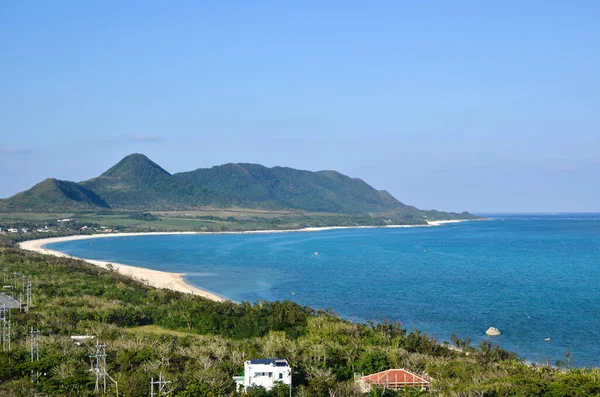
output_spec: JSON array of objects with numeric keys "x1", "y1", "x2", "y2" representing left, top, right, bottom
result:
[{"x1": 359, "y1": 369, "x2": 430, "y2": 391}]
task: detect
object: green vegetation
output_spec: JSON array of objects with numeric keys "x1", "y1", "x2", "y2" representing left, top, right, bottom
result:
[
  {"x1": 1, "y1": 243, "x2": 599, "y2": 396},
  {"x1": 0, "y1": 209, "x2": 450, "y2": 243},
  {"x1": 0, "y1": 154, "x2": 477, "y2": 222},
  {"x1": 0, "y1": 179, "x2": 109, "y2": 212}
]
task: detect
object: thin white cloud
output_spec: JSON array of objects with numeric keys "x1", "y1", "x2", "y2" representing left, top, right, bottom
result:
[
  {"x1": 0, "y1": 147, "x2": 33, "y2": 155},
  {"x1": 126, "y1": 133, "x2": 164, "y2": 144}
]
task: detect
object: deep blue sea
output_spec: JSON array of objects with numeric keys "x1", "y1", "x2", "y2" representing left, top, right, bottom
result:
[{"x1": 47, "y1": 214, "x2": 600, "y2": 367}]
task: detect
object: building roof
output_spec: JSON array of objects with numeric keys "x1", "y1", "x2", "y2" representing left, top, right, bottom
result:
[
  {"x1": 248, "y1": 358, "x2": 289, "y2": 366},
  {"x1": 0, "y1": 293, "x2": 21, "y2": 309},
  {"x1": 362, "y1": 369, "x2": 430, "y2": 387}
]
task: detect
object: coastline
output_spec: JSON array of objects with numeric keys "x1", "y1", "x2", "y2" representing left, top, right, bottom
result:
[
  {"x1": 18, "y1": 220, "x2": 470, "y2": 302},
  {"x1": 19, "y1": 235, "x2": 226, "y2": 302}
]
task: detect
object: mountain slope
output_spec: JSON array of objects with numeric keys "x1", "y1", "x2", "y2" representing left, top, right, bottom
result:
[
  {"x1": 173, "y1": 164, "x2": 412, "y2": 214},
  {"x1": 0, "y1": 178, "x2": 109, "y2": 212},
  {"x1": 83, "y1": 159, "x2": 414, "y2": 213},
  {"x1": 80, "y1": 153, "x2": 176, "y2": 208},
  {"x1": 100, "y1": 153, "x2": 171, "y2": 180},
  {"x1": 1, "y1": 154, "x2": 476, "y2": 220}
]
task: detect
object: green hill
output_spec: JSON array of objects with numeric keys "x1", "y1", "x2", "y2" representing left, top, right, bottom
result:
[
  {"x1": 80, "y1": 153, "x2": 176, "y2": 209},
  {"x1": 101, "y1": 152, "x2": 171, "y2": 180},
  {"x1": 1, "y1": 153, "x2": 476, "y2": 220},
  {"x1": 0, "y1": 178, "x2": 109, "y2": 212},
  {"x1": 172, "y1": 163, "x2": 415, "y2": 214}
]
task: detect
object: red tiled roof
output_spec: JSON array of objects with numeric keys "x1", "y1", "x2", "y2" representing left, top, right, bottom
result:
[{"x1": 362, "y1": 369, "x2": 430, "y2": 388}]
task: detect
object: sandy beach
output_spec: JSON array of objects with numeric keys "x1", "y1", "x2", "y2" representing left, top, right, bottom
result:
[
  {"x1": 19, "y1": 233, "x2": 226, "y2": 302},
  {"x1": 18, "y1": 220, "x2": 470, "y2": 302},
  {"x1": 425, "y1": 219, "x2": 469, "y2": 226}
]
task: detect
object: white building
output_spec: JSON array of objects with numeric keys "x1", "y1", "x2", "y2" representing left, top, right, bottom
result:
[{"x1": 234, "y1": 358, "x2": 291, "y2": 392}]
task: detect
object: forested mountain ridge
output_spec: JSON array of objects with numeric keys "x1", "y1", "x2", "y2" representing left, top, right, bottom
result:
[
  {"x1": 0, "y1": 178, "x2": 109, "y2": 212},
  {"x1": 0, "y1": 154, "x2": 476, "y2": 220}
]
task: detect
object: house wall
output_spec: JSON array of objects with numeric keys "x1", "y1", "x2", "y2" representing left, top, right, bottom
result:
[{"x1": 243, "y1": 362, "x2": 291, "y2": 391}]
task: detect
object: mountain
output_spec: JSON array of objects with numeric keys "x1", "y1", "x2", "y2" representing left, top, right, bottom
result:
[
  {"x1": 1, "y1": 154, "x2": 475, "y2": 220},
  {"x1": 0, "y1": 178, "x2": 109, "y2": 212},
  {"x1": 173, "y1": 163, "x2": 420, "y2": 215},
  {"x1": 101, "y1": 153, "x2": 171, "y2": 180},
  {"x1": 80, "y1": 153, "x2": 175, "y2": 208}
]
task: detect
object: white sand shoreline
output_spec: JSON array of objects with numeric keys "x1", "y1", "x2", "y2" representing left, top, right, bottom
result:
[
  {"x1": 18, "y1": 220, "x2": 472, "y2": 302},
  {"x1": 19, "y1": 235, "x2": 227, "y2": 302}
]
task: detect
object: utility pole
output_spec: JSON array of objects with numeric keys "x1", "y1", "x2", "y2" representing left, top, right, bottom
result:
[
  {"x1": 30, "y1": 326, "x2": 40, "y2": 383},
  {"x1": 90, "y1": 341, "x2": 119, "y2": 396},
  {"x1": 3, "y1": 319, "x2": 10, "y2": 352},
  {"x1": 30, "y1": 326, "x2": 40, "y2": 362},
  {"x1": 25, "y1": 279, "x2": 32, "y2": 312},
  {"x1": 150, "y1": 372, "x2": 171, "y2": 397},
  {"x1": 90, "y1": 340, "x2": 108, "y2": 393},
  {"x1": 11, "y1": 272, "x2": 18, "y2": 291},
  {"x1": 0, "y1": 304, "x2": 10, "y2": 352}
]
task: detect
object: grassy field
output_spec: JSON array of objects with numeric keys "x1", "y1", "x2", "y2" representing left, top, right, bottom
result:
[
  {"x1": 0, "y1": 209, "x2": 400, "y2": 234},
  {"x1": 150, "y1": 208, "x2": 315, "y2": 219},
  {"x1": 71, "y1": 213, "x2": 218, "y2": 231},
  {"x1": 126, "y1": 324, "x2": 202, "y2": 337},
  {"x1": 0, "y1": 212, "x2": 74, "y2": 221}
]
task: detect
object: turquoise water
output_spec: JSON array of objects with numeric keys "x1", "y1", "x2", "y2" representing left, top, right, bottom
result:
[{"x1": 47, "y1": 215, "x2": 600, "y2": 367}]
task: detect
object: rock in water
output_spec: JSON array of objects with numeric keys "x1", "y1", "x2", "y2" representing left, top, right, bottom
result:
[{"x1": 486, "y1": 327, "x2": 501, "y2": 336}]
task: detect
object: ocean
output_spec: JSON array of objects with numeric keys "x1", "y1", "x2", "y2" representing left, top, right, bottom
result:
[{"x1": 46, "y1": 214, "x2": 600, "y2": 367}]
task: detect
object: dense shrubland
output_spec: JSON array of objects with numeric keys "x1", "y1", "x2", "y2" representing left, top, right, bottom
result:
[{"x1": 1, "y1": 247, "x2": 599, "y2": 396}]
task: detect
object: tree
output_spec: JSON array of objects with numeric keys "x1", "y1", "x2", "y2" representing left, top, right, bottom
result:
[{"x1": 357, "y1": 351, "x2": 390, "y2": 375}]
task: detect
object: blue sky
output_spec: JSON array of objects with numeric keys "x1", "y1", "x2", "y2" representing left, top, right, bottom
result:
[{"x1": 1, "y1": 1, "x2": 599, "y2": 213}]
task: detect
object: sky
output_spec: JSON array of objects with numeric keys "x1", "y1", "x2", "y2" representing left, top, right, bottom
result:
[{"x1": 1, "y1": 1, "x2": 599, "y2": 213}]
